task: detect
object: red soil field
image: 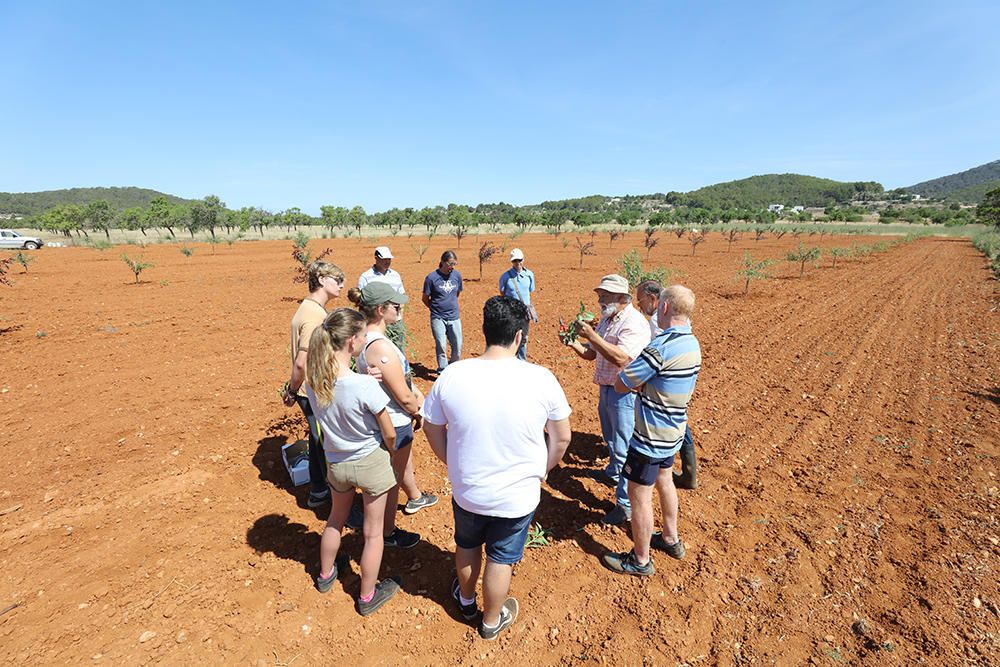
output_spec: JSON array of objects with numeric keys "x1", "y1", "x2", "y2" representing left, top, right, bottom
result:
[{"x1": 1, "y1": 232, "x2": 998, "y2": 665}]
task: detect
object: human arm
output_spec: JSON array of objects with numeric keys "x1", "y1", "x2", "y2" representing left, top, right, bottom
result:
[
  {"x1": 422, "y1": 292, "x2": 431, "y2": 308},
  {"x1": 283, "y1": 348, "x2": 309, "y2": 405},
  {"x1": 564, "y1": 337, "x2": 598, "y2": 360},
  {"x1": 423, "y1": 420, "x2": 447, "y2": 465},
  {"x1": 374, "y1": 408, "x2": 396, "y2": 451},
  {"x1": 577, "y1": 322, "x2": 632, "y2": 367},
  {"x1": 618, "y1": 347, "x2": 659, "y2": 394},
  {"x1": 365, "y1": 339, "x2": 421, "y2": 416},
  {"x1": 543, "y1": 417, "x2": 572, "y2": 474},
  {"x1": 422, "y1": 274, "x2": 432, "y2": 309}
]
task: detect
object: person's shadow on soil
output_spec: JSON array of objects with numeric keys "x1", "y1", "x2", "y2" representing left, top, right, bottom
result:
[
  {"x1": 252, "y1": 429, "x2": 330, "y2": 521},
  {"x1": 409, "y1": 361, "x2": 439, "y2": 382},
  {"x1": 247, "y1": 512, "x2": 472, "y2": 625}
]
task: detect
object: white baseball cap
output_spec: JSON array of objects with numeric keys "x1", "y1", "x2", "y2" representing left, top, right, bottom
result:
[
  {"x1": 510, "y1": 248, "x2": 524, "y2": 261},
  {"x1": 374, "y1": 246, "x2": 393, "y2": 259}
]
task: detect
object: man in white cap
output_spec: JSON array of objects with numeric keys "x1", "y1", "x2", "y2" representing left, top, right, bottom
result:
[
  {"x1": 498, "y1": 248, "x2": 535, "y2": 361},
  {"x1": 563, "y1": 274, "x2": 651, "y2": 525},
  {"x1": 359, "y1": 246, "x2": 406, "y2": 297}
]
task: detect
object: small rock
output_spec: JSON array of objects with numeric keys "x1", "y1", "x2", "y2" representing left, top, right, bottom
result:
[
  {"x1": 824, "y1": 635, "x2": 835, "y2": 643},
  {"x1": 175, "y1": 630, "x2": 187, "y2": 644},
  {"x1": 44, "y1": 491, "x2": 57, "y2": 503},
  {"x1": 550, "y1": 627, "x2": 560, "y2": 640},
  {"x1": 276, "y1": 602, "x2": 295, "y2": 614},
  {"x1": 138, "y1": 631, "x2": 157, "y2": 644},
  {"x1": 78, "y1": 603, "x2": 90, "y2": 609},
  {"x1": 851, "y1": 619, "x2": 871, "y2": 636},
  {"x1": 301, "y1": 624, "x2": 311, "y2": 636},
  {"x1": 973, "y1": 597, "x2": 982, "y2": 609}
]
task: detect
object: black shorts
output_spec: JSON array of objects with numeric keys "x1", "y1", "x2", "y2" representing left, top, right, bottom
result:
[{"x1": 622, "y1": 447, "x2": 675, "y2": 486}]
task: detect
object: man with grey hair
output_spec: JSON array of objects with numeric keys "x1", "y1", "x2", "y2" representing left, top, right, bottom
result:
[
  {"x1": 634, "y1": 279, "x2": 698, "y2": 489},
  {"x1": 564, "y1": 274, "x2": 651, "y2": 525},
  {"x1": 603, "y1": 284, "x2": 701, "y2": 576}
]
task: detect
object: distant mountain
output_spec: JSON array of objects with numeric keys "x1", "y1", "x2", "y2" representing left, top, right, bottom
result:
[
  {"x1": 0, "y1": 187, "x2": 193, "y2": 217},
  {"x1": 668, "y1": 174, "x2": 883, "y2": 209},
  {"x1": 905, "y1": 160, "x2": 1000, "y2": 202}
]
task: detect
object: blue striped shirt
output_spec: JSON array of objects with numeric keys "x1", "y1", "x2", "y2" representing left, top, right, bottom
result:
[{"x1": 618, "y1": 325, "x2": 701, "y2": 457}]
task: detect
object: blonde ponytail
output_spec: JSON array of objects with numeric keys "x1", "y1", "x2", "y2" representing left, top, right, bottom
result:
[{"x1": 305, "y1": 308, "x2": 366, "y2": 406}]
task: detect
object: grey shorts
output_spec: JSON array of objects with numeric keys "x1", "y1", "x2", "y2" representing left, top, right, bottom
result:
[{"x1": 327, "y1": 446, "x2": 396, "y2": 496}]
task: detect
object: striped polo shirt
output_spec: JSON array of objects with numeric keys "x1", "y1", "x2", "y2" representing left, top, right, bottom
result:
[{"x1": 618, "y1": 325, "x2": 701, "y2": 458}]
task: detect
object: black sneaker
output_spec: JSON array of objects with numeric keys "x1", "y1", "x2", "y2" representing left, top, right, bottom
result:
[
  {"x1": 601, "y1": 505, "x2": 631, "y2": 526},
  {"x1": 356, "y1": 577, "x2": 401, "y2": 616},
  {"x1": 307, "y1": 488, "x2": 331, "y2": 508},
  {"x1": 651, "y1": 532, "x2": 686, "y2": 559},
  {"x1": 601, "y1": 549, "x2": 655, "y2": 577},
  {"x1": 451, "y1": 578, "x2": 479, "y2": 621},
  {"x1": 384, "y1": 528, "x2": 420, "y2": 549},
  {"x1": 403, "y1": 492, "x2": 439, "y2": 515},
  {"x1": 316, "y1": 554, "x2": 350, "y2": 593},
  {"x1": 478, "y1": 597, "x2": 519, "y2": 640},
  {"x1": 345, "y1": 503, "x2": 364, "y2": 530}
]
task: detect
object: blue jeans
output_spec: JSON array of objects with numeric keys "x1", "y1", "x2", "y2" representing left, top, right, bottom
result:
[
  {"x1": 597, "y1": 384, "x2": 636, "y2": 511},
  {"x1": 516, "y1": 320, "x2": 530, "y2": 361},
  {"x1": 295, "y1": 395, "x2": 329, "y2": 495},
  {"x1": 430, "y1": 317, "x2": 462, "y2": 371}
]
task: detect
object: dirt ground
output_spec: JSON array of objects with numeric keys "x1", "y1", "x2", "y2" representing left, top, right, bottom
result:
[{"x1": 1, "y1": 231, "x2": 998, "y2": 665}]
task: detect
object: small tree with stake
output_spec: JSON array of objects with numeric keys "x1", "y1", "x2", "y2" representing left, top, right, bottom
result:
[
  {"x1": 829, "y1": 246, "x2": 851, "y2": 269},
  {"x1": 575, "y1": 237, "x2": 596, "y2": 269},
  {"x1": 786, "y1": 241, "x2": 821, "y2": 277},
  {"x1": 478, "y1": 241, "x2": 499, "y2": 279},
  {"x1": 121, "y1": 253, "x2": 154, "y2": 284},
  {"x1": 413, "y1": 244, "x2": 429, "y2": 263},
  {"x1": 452, "y1": 224, "x2": 467, "y2": 248},
  {"x1": 643, "y1": 228, "x2": 659, "y2": 259},
  {"x1": 607, "y1": 229, "x2": 622, "y2": 248},
  {"x1": 735, "y1": 251, "x2": 773, "y2": 294}
]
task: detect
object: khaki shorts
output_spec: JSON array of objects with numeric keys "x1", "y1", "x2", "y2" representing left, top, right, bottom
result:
[{"x1": 327, "y1": 446, "x2": 396, "y2": 497}]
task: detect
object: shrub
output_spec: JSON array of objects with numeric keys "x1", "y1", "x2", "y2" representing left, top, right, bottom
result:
[
  {"x1": 121, "y1": 253, "x2": 154, "y2": 284},
  {"x1": 829, "y1": 247, "x2": 851, "y2": 269},
  {"x1": 180, "y1": 245, "x2": 194, "y2": 257},
  {"x1": 735, "y1": 251, "x2": 773, "y2": 294},
  {"x1": 13, "y1": 252, "x2": 34, "y2": 273},
  {"x1": 413, "y1": 244, "x2": 429, "y2": 263},
  {"x1": 575, "y1": 237, "x2": 596, "y2": 269},
  {"x1": 617, "y1": 248, "x2": 673, "y2": 288},
  {"x1": 786, "y1": 241, "x2": 821, "y2": 277},
  {"x1": 477, "y1": 241, "x2": 499, "y2": 279}
]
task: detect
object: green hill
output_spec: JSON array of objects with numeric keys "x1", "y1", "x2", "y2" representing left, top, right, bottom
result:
[
  {"x1": 0, "y1": 187, "x2": 193, "y2": 217},
  {"x1": 669, "y1": 174, "x2": 883, "y2": 209},
  {"x1": 905, "y1": 159, "x2": 1000, "y2": 202}
]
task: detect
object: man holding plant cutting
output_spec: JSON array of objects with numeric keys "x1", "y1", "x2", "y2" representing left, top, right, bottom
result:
[{"x1": 562, "y1": 274, "x2": 651, "y2": 526}]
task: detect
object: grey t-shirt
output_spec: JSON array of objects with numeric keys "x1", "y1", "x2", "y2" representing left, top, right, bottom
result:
[{"x1": 307, "y1": 372, "x2": 390, "y2": 463}]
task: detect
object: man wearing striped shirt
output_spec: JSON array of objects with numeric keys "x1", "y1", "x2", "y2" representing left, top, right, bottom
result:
[{"x1": 602, "y1": 285, "x2": 701, "y2": 576}]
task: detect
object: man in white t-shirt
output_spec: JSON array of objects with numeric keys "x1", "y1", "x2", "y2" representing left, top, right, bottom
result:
[{"x1": 422, "y1": 296, "x2": 572, "y2": 641}]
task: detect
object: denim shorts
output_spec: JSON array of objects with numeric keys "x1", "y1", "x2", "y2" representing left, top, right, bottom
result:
[
  {"x1": 622, "y1": 447, "x2": 675, "y2": 486},
  {"x1": 452, "y1": 500, "x2": 535, "y2": 565},
  {"x1": 394, "y1": 422, "x2": 414, "y2": 451}
]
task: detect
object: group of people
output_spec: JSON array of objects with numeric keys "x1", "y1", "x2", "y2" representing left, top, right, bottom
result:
[{"x1": 281, "y1": 244, "x2": 701, "y2": 639}]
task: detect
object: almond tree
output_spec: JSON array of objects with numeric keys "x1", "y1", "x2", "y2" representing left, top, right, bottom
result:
[
  {"x1": 121, "y1": 253, "x2": 155, "y2": 284},
  {"x1": 726, "y1": 229, "x2": 740, "y2": 252},
  {"x1": 829, "y1": 246, "x2": 851, "y2": 269},
  {"x1": 478, "y1": 241, "x2": 499, "y2": 279},
  {"x1": 736, "y1": 251, "x2": 773, "y2": 294},
  {"x1": 607, "y1": 229, "x2": 622, "y2": 248},
  {"x1": 643, "y1": 228, "x2": 659, "y2": 259},
  {"x1": 413, "y1": 244, "x2": 429, "y2": 263},
  {"x1": 688, "y1": 229, "x2": 705, "y2": 255},
  {"x1": 575, "y1": 237, "x2": 596, "y2": 269},
  {"x1": 786, "y1": 241, "x2": 821, "y2": 277}
]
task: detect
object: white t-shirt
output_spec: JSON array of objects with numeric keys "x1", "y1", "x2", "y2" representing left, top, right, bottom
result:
[
  {"x1": 307, "y1": 373, "x2": 390, "y2": 464},
  {"x1": 421, "y1": 357, "x2": 572, "y2": 518}
]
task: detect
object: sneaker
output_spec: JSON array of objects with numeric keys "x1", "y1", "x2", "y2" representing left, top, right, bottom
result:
[
  {"x1": 316, "y1": 554, "x2": 350, "y2": 593},
  {"x1": 601, "y1": 505, "x2": 631, "y2": 526},
  {"x1": 345, "y1": 503, "x2": 364, "y2": 530},
  {"x1": 601, "y1": 550, "x2": 655, "y2": 577},
  {"x1": 403, "y1": 492, "x2": 439, "y2": 515},
  {"x1": 651, "y1": 532, "x2": 686, "y2": 559},
  {"x1": 307, "y1": 488, "x2": 331, "y2": 508},
  {"x1": 356, "y1": 577, "x2": 401, "y2": 616},
  {"x1": 384, "y1": 528, "x2": 420, "y2": 549},
  {"x1": 451, "y1": 577, "x2": 479, "y2": 621},
  {"x1": 478, "y1": 597, "x2": 519, "y2": 640}
]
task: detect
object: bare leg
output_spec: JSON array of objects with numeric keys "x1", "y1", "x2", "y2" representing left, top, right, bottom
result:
[
  {"x1": 655, "y1": 468, "x2": 679, "y2": 543},
  {"x1": 319, "y1": 489, "x2": 354, "y2": 577},
  {"x1": 455, "y1": 545, "x2": 482, "y2": 601},
  {"x1": 392, "y1": 445, "x2": 421, "y2": 501},
  {"x1": 481, "y1": 560, "x2": 513, "y2": 627},
  {"x1": 360, "y1": 491, "x2": 389, "y2": 599},
  {"x1": 628, "y1": 481, "x2": 655, "y2": 564}
]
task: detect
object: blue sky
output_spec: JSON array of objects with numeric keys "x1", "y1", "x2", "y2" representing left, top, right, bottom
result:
[{"x1": 2, "y1": 1, "x2": 998, "y2": 213}]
